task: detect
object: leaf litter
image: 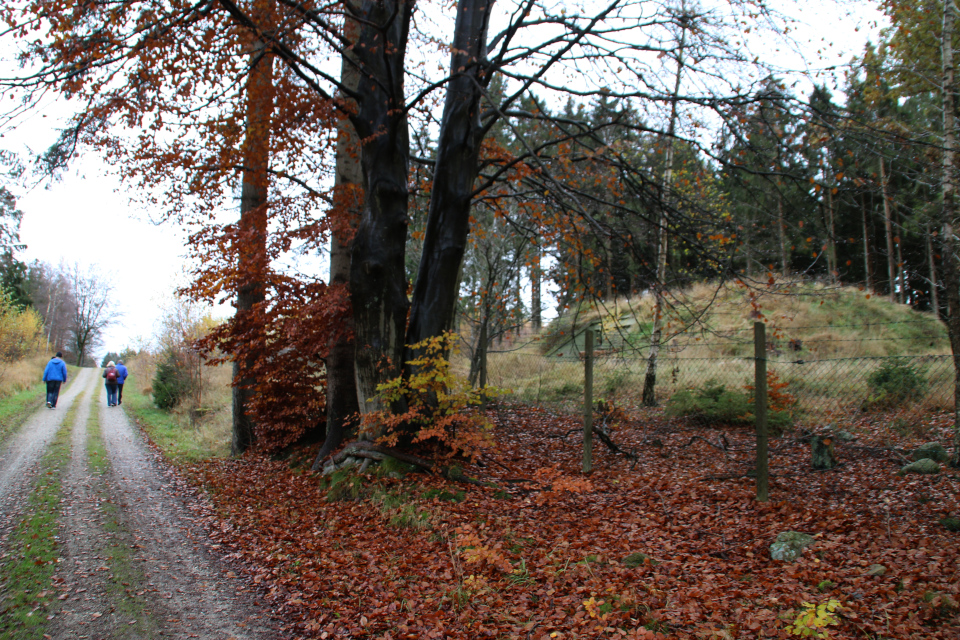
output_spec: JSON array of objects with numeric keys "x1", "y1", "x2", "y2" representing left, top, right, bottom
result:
[{"x1": 171, "y1": 406, "x2": 958, "y2": 639}]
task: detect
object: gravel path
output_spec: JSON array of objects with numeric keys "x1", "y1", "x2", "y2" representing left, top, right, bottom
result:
[
  {"x1": 1, "y1": 370, "x2": 281, "y2": 639},
  {"x1": 0, "y1": 369, "x2": 90, "y2": 507}
]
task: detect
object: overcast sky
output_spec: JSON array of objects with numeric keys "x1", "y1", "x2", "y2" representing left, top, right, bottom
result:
[{"x1": 2, "y1": 0, "x2": 888, "y2": 361}]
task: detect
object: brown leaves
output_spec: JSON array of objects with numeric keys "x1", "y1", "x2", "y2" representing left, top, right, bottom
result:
[{"x1": 170, "y1": 404, "x2": 960, "y2": 639}]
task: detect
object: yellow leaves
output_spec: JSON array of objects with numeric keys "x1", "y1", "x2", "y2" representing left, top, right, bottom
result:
[
  {"x1": 455, "y1": 526, "x2": 512, "y2": 573},
  {"x1": 785, "y1": 599, "x2": 841, "y2": 638},
  {"x1": 583, "y1": 596, "x2": 604, "y2": 619},
  {"x1": 366, "y1": 332, "x2": 500, "y2": 461}
]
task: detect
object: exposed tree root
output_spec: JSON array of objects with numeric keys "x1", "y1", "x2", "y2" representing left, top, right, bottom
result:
[{"x1": 322, "y1": 441, "x2": 488, "y2": 485}]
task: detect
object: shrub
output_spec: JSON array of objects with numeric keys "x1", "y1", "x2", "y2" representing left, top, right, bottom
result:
[
  {"x1": 664, "y1": 379, "x2": 752, "y2": 425},
  {"x1": 0, "y1": 289, "x2": 42, "y2": 363},
  {"x1": 666, "y1": 371, "x2": 795, "y2": 432},
  {"x1": 865, "y1": 360, "x2": 926, "y2": 408},
  {"x1": 364, "y1": 333, "x2": 499, "y2": 461},
  {"x1": 151, "y1": 350, "x2": 194, "y2": 410}
]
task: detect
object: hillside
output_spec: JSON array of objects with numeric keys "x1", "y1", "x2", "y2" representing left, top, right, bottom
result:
[{"x1": 539, "y1": 280, "x2": 949, "y2": 359}]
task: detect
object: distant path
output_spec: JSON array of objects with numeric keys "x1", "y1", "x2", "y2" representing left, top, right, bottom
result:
[{"x1": 0, "y1": 369, "x2": 280, "y2": 639}]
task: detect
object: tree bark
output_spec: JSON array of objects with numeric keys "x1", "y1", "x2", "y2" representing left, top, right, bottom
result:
[
  {"x1": 862, "y1": 192, "x2": 874, "y2": 293},
  {"x1": 928, "y1": 223, "x2": 940, "y2": 317},
  {"x1": 642, "y1": 16, "x2": 687, "y2": 407},
  {"x1": 880, "y1": 157, "x2": 897, "y2": 303},
  {"x1": 405, "y1": 0, "x2": 493, "y2": 360},
  {"x1": 940, "y1": 0, "x2": 960, "y2": 466},
  {"x1": 531, "y1": 244, "x2": 542, "y2": 331},
  {"x1": 811, "y1": 435, "x2": 837, "y2": 470},
  {"x1": 826, "y1": 181, "x2": 837, "y2": 284},
  {"x1": 347, "y1": 0, "x2": 414, "y2": 419},
  {"x1": 896, "y1": 208, "x2": 906, "y2": 304},
  {"x1": 314, "y1": 13, "x2": 362, "y2": 468},
  {"x1": 231, "y1": 7, "x2": 275, "y2": 457},
  {"x1": 778, "y1": 193, "x2": 788, "y2": 278}
]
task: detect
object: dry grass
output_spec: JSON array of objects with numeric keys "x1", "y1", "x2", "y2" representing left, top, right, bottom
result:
[
  {"x1": 0, "y1": 352, "x2": 54, "y2": 398},
  {"x1": 539, "y1": 279, "x2": 947, "y2": 360},
  {"x1": 456, "y1": 281, "x2": 954, "y2": 427},
  {"x1": 123, "y1": 355, "x2": 233, "y2": 459}
]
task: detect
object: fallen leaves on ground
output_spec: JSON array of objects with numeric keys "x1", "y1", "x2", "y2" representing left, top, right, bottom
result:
[{"x1": 173, "y1": 407, "x2": 959, "y2": 639}]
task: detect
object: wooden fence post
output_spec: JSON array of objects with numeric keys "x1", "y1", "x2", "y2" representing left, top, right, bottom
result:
[
  {"x1": 583, "y1": 328, "x2": 595, "y2": 473},
  {"x1": 754, "y1": 321, "x2": 769, "y2": 502}
]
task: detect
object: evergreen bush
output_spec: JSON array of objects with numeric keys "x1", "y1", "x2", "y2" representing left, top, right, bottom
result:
[
  {"x1": 865, "y1": 360, "x2": 926, "y2": 408},
  {"x1": 152, "y1": 350, "x2": 192, "y2": 410}
]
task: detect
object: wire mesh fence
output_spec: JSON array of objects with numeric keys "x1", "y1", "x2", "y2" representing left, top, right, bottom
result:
[{"x1": 454, "y1": 320, "x2": 956, "y2": 430}]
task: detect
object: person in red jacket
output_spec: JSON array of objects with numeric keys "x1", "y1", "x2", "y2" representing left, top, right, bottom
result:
[{"x1": 103, "y1": 360, "x2": 119, "y2": 406}]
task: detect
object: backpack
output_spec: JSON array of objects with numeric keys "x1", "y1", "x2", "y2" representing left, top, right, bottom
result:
[{"x1": 106, "y1": 369, "x2": 118, "y2": 383}]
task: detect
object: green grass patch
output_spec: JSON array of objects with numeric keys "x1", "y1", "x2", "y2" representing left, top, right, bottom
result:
[
  {"x1": 86, "y1": 395, "x2": 110, "y2": 476},
  {"x1": 422, "y1": 487, "x2": 466, "y2": 503},
  {"x1": 0, "y1": 420, "x2": 71, "y2": 639},
  {"x1": 0, "y1": 382, "x2": 45, "y2": 444},
  {"x1": 97, "y1": 499, "x2": 153, "y2": 638},
  {"x1": 86, "y1": 387, "x2": 154, "y2": 637},
  {"x1": 120, "y1": 375, "x2": 218, "y2": 464}
]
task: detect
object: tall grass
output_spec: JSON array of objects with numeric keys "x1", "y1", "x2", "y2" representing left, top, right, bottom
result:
[
  {"x1": 122, "y1": 355, "x2": 233, "y2": 462},
  {"x1": 536, "y1": 280, "x2": 948, "y2": 359},
  {"x1": 453, "y1": 280, "x2": 956, "y2": 426},
  {"x1": 0, "y1": 352, "x2": 51, "y2": 398}
]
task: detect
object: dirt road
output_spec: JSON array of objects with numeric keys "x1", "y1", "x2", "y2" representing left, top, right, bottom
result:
[{"x1": 0, "y1": 369, "x2": 280, "y2": 639}]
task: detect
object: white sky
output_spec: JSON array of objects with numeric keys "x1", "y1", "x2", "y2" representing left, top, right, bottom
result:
[{"x1": 1, "y1": 0, "x2": 888, "y2": 360}]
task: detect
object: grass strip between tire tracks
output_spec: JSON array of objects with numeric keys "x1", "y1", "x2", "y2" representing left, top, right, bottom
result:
[
  {"x1": 0, "y1": 417, "x2": 71, "y2": 639},
  {"x1": 85, "y1": 395, "x2": 154, "y2": 637}
]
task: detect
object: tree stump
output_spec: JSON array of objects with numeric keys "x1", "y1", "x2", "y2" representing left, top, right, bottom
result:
[{"x1": 811, "y1": 435, "x2": 837, "y2": 470}]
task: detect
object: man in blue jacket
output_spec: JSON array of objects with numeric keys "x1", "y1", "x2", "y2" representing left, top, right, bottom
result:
[
  {"x1": 42, "y1": 351, "x2": 68, "y2": 409},
  {"x1": 115, "y1": 360, "x2": 129, "y2": 405}
]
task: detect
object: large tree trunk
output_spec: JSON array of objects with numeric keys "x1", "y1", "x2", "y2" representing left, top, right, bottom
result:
[
  {"x1": 231, "y1": 27, "x2": 275, "y2": 456},
  {"x1": 880, "y1": 157, "x2": 897, "y2": 303},
  {"x1": 347, "y1": 0, "x2": 414, "y2": 420},
  {"x1": 404, "y1": 0, "x2": 493, "y2": 358},
  {"x1": 314, "y1": 14, "x2": 362, "y2": 468},
  {"x1": 941, "y1": 0, "x2": 960, "y2": 467}
]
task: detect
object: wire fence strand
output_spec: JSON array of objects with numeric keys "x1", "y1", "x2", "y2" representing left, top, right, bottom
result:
[{"x1": 456, "y1": 320, "x2": 956, "y2": 430}]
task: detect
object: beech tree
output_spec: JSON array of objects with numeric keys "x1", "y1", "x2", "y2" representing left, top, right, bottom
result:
[{"x1": 2, "y1": 0, "x2": 812, "y2": 451}]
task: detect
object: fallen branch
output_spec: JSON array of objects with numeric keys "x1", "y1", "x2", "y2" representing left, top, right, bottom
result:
[
  {"x1": 555, "y1": 421, "x2": 638, "y2": 461},
  {"x1": 680, "y1": 435, "x2": 729, "y2": 453},
  {"x1": 696, "y1": 472, "x2": 796, "y2": 481}
]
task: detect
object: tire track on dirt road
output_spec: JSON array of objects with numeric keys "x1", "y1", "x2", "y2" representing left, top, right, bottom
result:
[
  {"x1": 91, "y1": 378, "x2": 279, "y2": 639},
  {"x1": 2, "y1": 370, "x2": 280, "y2": 639},
  {"x1": 0, "y1": 369, "x2": 90, "y2": 513},
  {"x1": 47, "y1": 371, "x2": 148, "y2": 638}
]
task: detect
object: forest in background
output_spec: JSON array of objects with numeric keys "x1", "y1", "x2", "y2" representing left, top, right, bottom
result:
[{"x1": 0, "y1": 0, "x2": 959, "y2": 462}]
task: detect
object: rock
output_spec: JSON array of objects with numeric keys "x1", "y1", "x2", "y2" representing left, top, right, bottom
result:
[
  {"x1": 835, "y1": 429, "x2": 856, "y2": 442},
  {"x1": 865, "y1": 564, "x2": 887, "y2": 576},
  {"x1": 898, "y1": 458, "x2": 941, "y2": 475},
  {"x1": 769, "y1": 531, "x2": 815, "y2": 562},
  {"x1": 912, "y1": 442, "x2": 949, "y2": 463}
]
